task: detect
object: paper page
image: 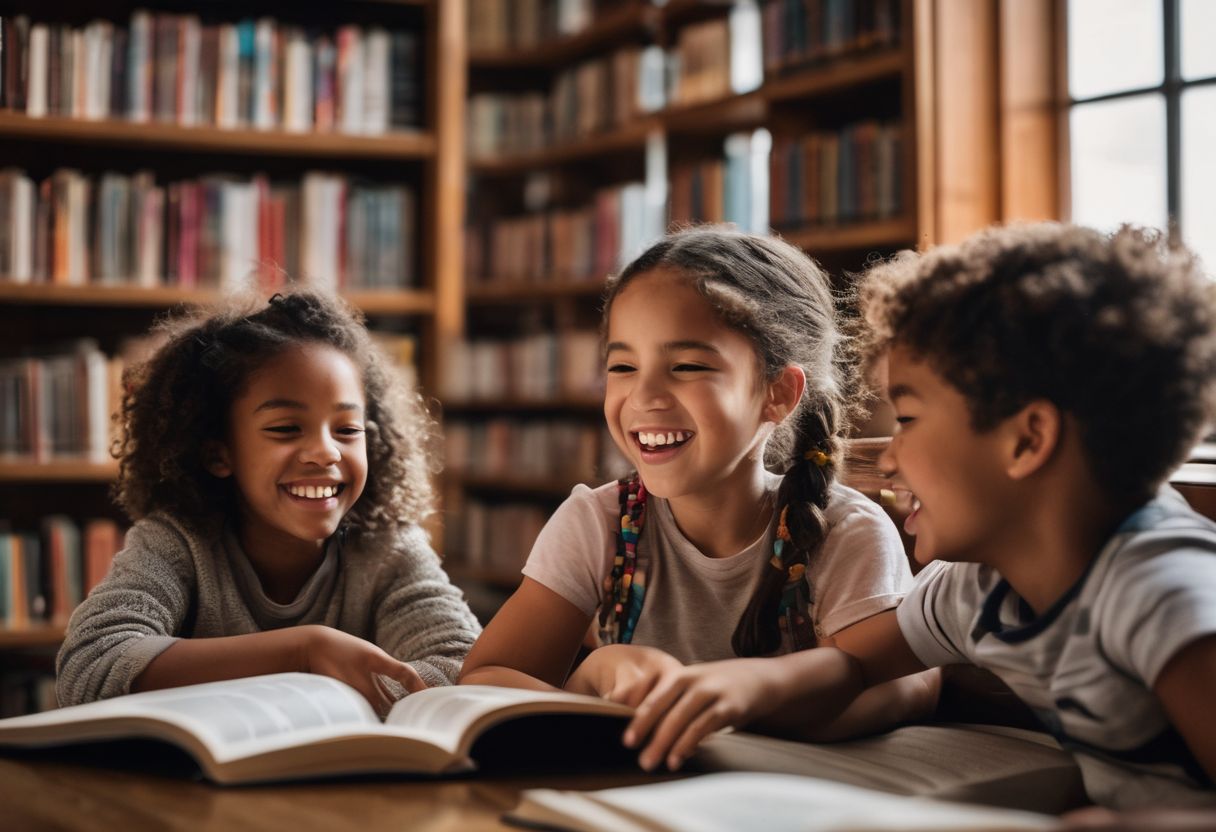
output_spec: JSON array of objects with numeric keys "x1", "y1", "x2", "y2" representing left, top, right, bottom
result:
[
  {"x1": 522, "y1": 772, "x2": 1058, "y2": 832},
  {"x1": 385, "y1": 684, "x2": 627, "y2": 740},
  {"x1": 0, "y1": 673, "x2": 379, "y2": 761}
]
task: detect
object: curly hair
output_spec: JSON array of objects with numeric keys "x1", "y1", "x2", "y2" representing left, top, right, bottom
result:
[
  {"x1": 603, "y1": 225, "x2": 865, "y2": 656},
  {"x1": 113, "y1": 289, "x2": 437, "y2": 537},
  {"x1": 859, "y1": 222, "x2": 1216, "y2": 500}
]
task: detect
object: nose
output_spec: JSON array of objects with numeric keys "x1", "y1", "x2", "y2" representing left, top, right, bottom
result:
[
  {"x1": 877, "y1": 438, "x2": 898, "y2": 480},
  {"x1": 628, "y1": 366, "x2": 673, "y2": 412},
  {"x1": 299, "y1": 429, "x2": 342, "y2": 467}
]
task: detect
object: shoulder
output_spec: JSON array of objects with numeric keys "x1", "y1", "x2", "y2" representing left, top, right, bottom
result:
[
  {"x1": 121, "y1": 512, "x2": 209, "y2": 561},
  {"x1": 547, "y1": 481, "x2": 622, "y2": 535},
  {"x1": 824, "y1": 482, "x2": 902, "y2": 539},
  {"x1": 345, "y1": 524, "x2": 443, "y2": 573}
]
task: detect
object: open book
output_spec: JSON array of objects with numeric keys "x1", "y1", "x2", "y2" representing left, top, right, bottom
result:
[
  {"x1": 0, "y1": 672, "x2": 633, "y2": 784},
  {"x1": 506, "y1": 772, "x2": 1059, "y2": 832}
]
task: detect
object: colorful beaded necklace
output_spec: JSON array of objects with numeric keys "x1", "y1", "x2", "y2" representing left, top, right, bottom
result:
[{"x1": 597, "y1": 472, "x2": 816, "y2": 651}]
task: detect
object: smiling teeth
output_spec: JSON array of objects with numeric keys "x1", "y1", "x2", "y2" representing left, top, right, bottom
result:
[
  {"x1": 637, "y1": 431, "x2": 688, "y2": 447},
  {"x1": 288, "y1": 484, "x2": 339, "y2": 499}
]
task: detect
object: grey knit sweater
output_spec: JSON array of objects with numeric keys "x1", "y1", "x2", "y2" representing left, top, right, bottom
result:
[{"x1": 56, "y1": 512, "x2": 481, "y2": 706}]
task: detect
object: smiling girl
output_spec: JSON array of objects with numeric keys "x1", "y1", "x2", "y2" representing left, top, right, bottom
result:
[
  {"x1": 56, "y1": 291, "x2": 480, "y2": 712},
  {"x1": 460, "y1": 227, "x2": 937, "y2": 770}
]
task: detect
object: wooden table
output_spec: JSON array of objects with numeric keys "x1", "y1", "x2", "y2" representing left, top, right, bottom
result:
[{"x1": 0, "y1": 753, "x2": 675, "y2": 831}]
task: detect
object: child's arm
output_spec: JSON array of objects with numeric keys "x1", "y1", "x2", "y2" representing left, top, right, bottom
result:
[
  {"x1": 1155, "y1": 633, "x2": 1216, "y2": 783},
  {"x1": 458, "y1": 577, "x2": 594, "y2": 691},
  {"x1": 133, "y1": 625, "x2": 425, "y2": 714},
  {"x1": 619, "y1": 609, "x2": 926, "y2": 770}
]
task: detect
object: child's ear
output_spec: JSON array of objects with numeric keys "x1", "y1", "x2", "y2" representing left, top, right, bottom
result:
[
  {"x1": 202, "y1": 440, "x2": 233, "y2": 478},
  {"x1": 1005, "y1": 400, "x2": 1061, "y2": 480},
  {"x1": 764, "y1": 366, "x2": 806, "y2": 423}
]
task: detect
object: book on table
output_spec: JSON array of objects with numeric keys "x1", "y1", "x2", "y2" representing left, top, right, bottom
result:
[
  {"x1": 0, "y1": 672, "x2": 633, "y2": 784},
  {"x1": 505, "y1": 771, "x2": 1059, "y2": 832}
]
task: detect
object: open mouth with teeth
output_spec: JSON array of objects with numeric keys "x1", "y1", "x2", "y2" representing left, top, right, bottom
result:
[
  {"x1": 633, "y1": 430, "x2": 694, "y2": 452},
  {"x1": 284, "y1": 483, "x2": 346, "y2": 500}
]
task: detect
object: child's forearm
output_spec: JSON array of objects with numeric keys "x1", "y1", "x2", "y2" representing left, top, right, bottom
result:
[
  {"x1": 457, "y1": 664, "x2": 563, "y2": 692},
  {"x1": 132, "y1": 627, "x2": 313, "y2": 692},
  {"x1": 750, "y1": 646, "x2": 868, "y2": 734},
  {"x1": 757, "y1": 667, "x2": 941, "y2": 742}
]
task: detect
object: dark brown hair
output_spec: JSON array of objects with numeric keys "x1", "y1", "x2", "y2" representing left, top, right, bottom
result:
[
  {"x1": 603, "y1": 226, "x2": 862, "y2": 656},
  {"x1": 113, "y1": 289, "x2": 437, "y2": 537},
  {"x1": 859, "y1": 222, "x2": 1216, "y2": 501}
]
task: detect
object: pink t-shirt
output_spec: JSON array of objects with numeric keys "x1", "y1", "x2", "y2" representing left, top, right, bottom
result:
[{"x1": 522, "y1": 474, "x2": 910, "y2": 663}]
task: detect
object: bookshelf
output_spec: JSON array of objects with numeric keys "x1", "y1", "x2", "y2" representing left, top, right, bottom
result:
[
  {"x1": 450, "y1": 0, "x2": 1058, "y2": 590},
  {"x1": 0, "y1": 0, "x2": 467, "y2": 700}
]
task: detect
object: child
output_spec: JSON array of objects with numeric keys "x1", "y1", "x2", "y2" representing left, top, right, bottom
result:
[
  {"x1": 460, "y1": 227, "x2": 937, "y2": 769},
  {"x1": 56, "y1": 290, "x2": 481, "y2": 713},
  {"x1": 625, "y1": 223, "x2": 1216, "y2": 811}
]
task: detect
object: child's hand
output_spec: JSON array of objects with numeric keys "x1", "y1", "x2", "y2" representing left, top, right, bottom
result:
[
  {"x1": 623, "y1": 657, "x2": 782, "y2": 772},
  {"x1": 564, "y1": 643, "x2": 684, "y2": 703},
  {"x1": 297, "y1": 625, "x2": 426, "y2": 715}
]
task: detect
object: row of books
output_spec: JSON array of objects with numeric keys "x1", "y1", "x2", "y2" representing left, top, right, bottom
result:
[
  {"x1": 0, "y1": 671, "x2": 55, "y2": 719},
  {"x1": 0, "y1": 168, "x2": 416, "y2": 291},
  {"x1": 439, "y1": 331, "x2": 603, "y2": 403},
  {"x1": 466, "y1": 12, "x2": 764, "y2": 160},
  {"x1": 670, "y1": 129, "x2": 771, "y2": 233},
  {"x1": 0, "y1": 339, "x2": 121, "y2": 464},
  {"x1": 444, "y1": 498, "x2": 548, "y2": 577},
  {"x1": 445, "y1": 419, "x2": 620, "y2": 481},
  {"x1": 0, "y1": 14, "x2": 420, "y2": 133},
  {"x1": 0, "y1": 516, "x2": 122, "y2": 629},
  {"x1": 466, "y1": 180, "x2": 658, "y2": 283},
  {"x1": 670, "y1": 2, "x2": 763, "y2": 107},
  {"x1": 769, "y1": 120, "x2": 903, "y2": 228},
  {"x1": 467, "y1": 0, "x2": 597, "y2": 53},
  {"x1": 762, "y1": 0, "x2": 901, "y2": 75}
]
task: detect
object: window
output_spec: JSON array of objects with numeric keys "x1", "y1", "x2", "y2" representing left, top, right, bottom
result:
[{"x1": 1067, "y1": 0, "x2": 1216, "y2": 272}]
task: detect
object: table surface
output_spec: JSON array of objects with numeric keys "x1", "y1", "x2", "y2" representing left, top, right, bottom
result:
[{"x1": 0, "y1": 753, "x2": 679, "y2": 831}]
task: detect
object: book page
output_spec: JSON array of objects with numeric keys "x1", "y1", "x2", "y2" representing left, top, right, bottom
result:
[
  {"x1": 0, "y1": 673, "x2": 380, "y2": 762},
  {"x1": 514, "y1": 772, "x2": 1058, "y2": 832},
  {"x1": 385, "y1": 685, "x2": 631, "y2": 745}
]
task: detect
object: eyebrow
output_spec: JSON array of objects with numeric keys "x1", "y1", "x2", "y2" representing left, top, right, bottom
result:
[
  {"x1": 604, "y1": 340, "x2": 723, "y2": 355},
  {"x1": 886, "y1": 383, "x2": 918, "y2": 401},
  {"x1": 253, "y1": 399, "x2": 363, "y2": 414}
]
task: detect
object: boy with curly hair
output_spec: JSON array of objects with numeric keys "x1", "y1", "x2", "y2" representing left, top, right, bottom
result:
[{"x1": 623, "y1": 223, "x2": 1216, "y2": 814}]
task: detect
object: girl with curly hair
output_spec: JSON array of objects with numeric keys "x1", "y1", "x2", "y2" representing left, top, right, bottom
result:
[{"x1": 56, "y1": 290, "x2": 480, "y2": 713}]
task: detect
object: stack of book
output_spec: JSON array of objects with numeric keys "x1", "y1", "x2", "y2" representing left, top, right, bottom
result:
[
  {"x1": 439, "y1": 331, "x2": 603, "y2": 402},
  {"x1": 467, "y1": 0, "x2": 597, "y2": 52},
  {"x1": 762, "y1": 0, "x2": 901, "y2": 75},
  {"x1": 670, "y1": 129, "x2": 771, "y2": 233},
  {"x1": 0, "y1": 13, "x2": 420, "y2": 133},
  {"x1": 670, "y1": 1, "x2": 763, "y2": 105},
  {"x1": 0, "y1": 168, "x2": 416, "y2": 291}
]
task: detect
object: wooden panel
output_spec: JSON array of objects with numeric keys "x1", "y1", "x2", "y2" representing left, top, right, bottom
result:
[
  {"x1": 998, "y1": 0, "x2": 1061, "y2": 221},
  {"x1": 927, "y1": 0, "x2": 1001, "y2": 244},
  {"x1": 0, "y1": 113, "x2": 434, "y2": 161}
]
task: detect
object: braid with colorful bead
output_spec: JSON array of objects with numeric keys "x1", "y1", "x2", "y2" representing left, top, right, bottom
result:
[{"x1": 597, "y1": 472, "x2": 648, "y2": 645}]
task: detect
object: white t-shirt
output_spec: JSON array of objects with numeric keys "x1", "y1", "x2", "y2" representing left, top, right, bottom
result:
[
  {"x1": 523, "y1": 473, "x2": 910, "y2": 663},
  {"x1": 897, "y1": 486, "x2": 1216, "y2": 809}
]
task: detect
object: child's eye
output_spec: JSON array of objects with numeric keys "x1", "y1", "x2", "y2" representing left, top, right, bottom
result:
[
  {"x1": 337, "y1": 426, "x2": 365, "y2": 437},
  {"x1": 894, "y1": 416, "x2": 915, "y2": 427},
  {"x1": 673, "y1": 364, "x2": 709, "y2": 373},
  {"x1": 265, "y1": 425, "x2": 299, "y2": 434},
  {"x1": 606, "y1": 363, "x2": 635, "y2": 374}
]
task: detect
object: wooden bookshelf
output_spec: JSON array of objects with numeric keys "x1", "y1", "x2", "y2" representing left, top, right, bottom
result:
[
  {"x1": 779, "y1": 216, "x2": 920, "y2": 254},
  {"x1": 468, "y1": 1, "x2": 655, "y2": 70},
  {"x1": 0, "y1": 624, "x2": 66, "y2": 649},
  {"x1": 465, "y1": 277, "x2": 605, "y2": 304},
  {"x1": 442, "y1": 396, "x2": 603, "y2": 415},
  {"x1": 0, "y1": 112, "x2": 436, "y2": 161},
  {"x1": 451, "y1": 0, "x2": 1053, "y2": 584},
  {"x1": 0, "y1": 462, "x2": 119, "y2": 483},
  {"x1": 0, "y1": 0, "x2": 468, "y2": 666},
  {"x1": 457, "y1": 473, "x2": 586, "y2": 500},
  {"x1": 0, "y1": 283, "x2": 436, "y2": 314}
]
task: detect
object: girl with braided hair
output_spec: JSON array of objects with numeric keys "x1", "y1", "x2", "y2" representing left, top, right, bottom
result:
[
  {"x1": 461, "y1": 227, "x2": 937, "y2": 770},
  {"x1": 57, "y1": 290, "x2": 480, "y2": 713}
]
